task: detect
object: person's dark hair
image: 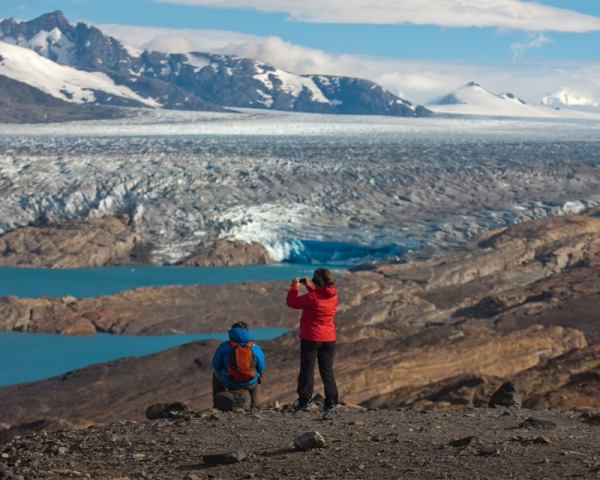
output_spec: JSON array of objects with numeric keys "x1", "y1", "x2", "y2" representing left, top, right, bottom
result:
[
  {"x1": 312, "y1": 267, "x2": 335, "y2": 287},
  {"x1": 231, "y1": 321, "x2": 249, "y2": 331}
]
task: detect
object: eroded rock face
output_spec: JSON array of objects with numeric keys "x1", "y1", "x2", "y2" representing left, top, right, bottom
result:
[
  {"x1": 0, "y1": 216, "x2": 276, "y2": 269},
  {"x1": 180, "y1": 240, "x2": 272, "y2": 267},
  {"x1": 0, "y1": 215, "x2": 145, "y2": 268}
]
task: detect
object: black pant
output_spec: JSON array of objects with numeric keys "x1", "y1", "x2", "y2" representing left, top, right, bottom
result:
[{"x1": 297, "y1": 339, "x2": 338, "y2": 408}]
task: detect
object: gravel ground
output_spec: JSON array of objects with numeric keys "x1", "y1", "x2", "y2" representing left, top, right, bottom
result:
[{"x1": 2, "y1": 404, "x2": 600, "y2": 480}]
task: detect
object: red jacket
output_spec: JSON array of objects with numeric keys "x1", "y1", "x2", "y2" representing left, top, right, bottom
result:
[{"x1": 286, "y1": 284, "x2": 338, "y2": 342}]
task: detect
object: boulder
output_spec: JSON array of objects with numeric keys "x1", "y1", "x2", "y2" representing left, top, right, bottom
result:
[
  {"x1": 145, "y1": 402, "x2": 188, "y2": 420},
  {"x1": 294, "y1": 431, "x2": 326, "y2": 451},
  {"x1": 522, "y1": 416, "x2": 578, "y2": 430},
  {"x1": 214, "y1": 391, "x2": 248, "y2": 412},
  {"x1": 447, "y1": 436, "x2": 480, "y2": 449},
  {"x1": 489, "y1": 381, "x2": 522, "y2": 408},
  {"x1": 202, "y1": 450, "x2": 247, "y2": 465}
]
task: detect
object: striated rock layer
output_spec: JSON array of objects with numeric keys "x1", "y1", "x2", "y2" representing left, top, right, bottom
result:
[
  {"x1": 2, "y1": 209, "x2": 600, "y2": 428},
  {"x1": 0, "y1": 215, "x2": 272, "y2": 268},
  {"x1": 179, "y1": 239, "x2": 272, "y2": 267},
  {"x1": 0, "y1": 215, "x2": 144, "y2": 268}
]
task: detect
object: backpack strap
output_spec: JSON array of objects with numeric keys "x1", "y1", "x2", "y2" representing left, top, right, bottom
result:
[
  {"x1": 229, "y1": 340, "x2": 237, "y2": 347},
  {"x1": 246, "y1": 341, "x2": 254, "y2": 348}
]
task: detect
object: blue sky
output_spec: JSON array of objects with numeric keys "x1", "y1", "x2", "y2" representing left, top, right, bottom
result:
[{"x1": 5, "y1": 0, "x2": 600, "y2": 63}]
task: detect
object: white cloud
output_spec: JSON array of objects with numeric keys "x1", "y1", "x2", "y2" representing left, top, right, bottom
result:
[
  {"x1": 97, "y1": 24, "x2": 262, "y2": 53},
  {"x1": 156, "y1": 0, "x2": 600, "y2": 32},
  {"x1": 510, "y1": 32, "x2": 552, "y2": 61},
  {"x1": 97, "y1": 23, "x2": 600, "y2": 106}
]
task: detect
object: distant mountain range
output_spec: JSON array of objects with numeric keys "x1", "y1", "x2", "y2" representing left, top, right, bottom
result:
[
  {"x1": 541, "y1": 88, "x2": 600, "y2": 113},
  {"x1": 0, "y1": 11, "x2": 431, "y2": 121},
  {"x1": 428, "y1": 81, "x2": 599, "y2": 118}
]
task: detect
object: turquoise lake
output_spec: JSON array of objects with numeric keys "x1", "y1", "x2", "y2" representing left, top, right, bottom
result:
[
  {"x1": 0, "y1": 263, "x2": 350, "y2": 299},
  {"x1": 0, "y1": 328, "x2": 290, "y2": 387}
]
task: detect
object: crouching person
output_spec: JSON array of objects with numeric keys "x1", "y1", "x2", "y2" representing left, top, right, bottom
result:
[{"x1": 212, "y1": 321, "x2": 265, "y2": 410}]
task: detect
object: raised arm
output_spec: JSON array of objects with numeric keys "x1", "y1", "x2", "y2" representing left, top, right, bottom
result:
[{"x1": 286, "y1": 285, "x2": 316, "y2": 309}]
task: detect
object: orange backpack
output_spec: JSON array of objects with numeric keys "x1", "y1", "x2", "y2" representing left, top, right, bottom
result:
[{"x1": 226, "y1": 340, "x2": 256, "y2": 383}]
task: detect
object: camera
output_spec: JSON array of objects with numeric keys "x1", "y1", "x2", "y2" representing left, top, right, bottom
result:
[{"x1": 299, "y1": 277, "x2": 307, "y2": 284}]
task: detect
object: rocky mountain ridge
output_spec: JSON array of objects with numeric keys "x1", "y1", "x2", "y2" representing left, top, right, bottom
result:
[{"x1": 0, "y1": 11, "x2": 431, "y2": 117}]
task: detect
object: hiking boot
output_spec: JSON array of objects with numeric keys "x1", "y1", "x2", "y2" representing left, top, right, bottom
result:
[
  {"x1": 293, "y1": 399, "x2": 311, "y2": 412},
  {"x1": 324, "y1": 405, "x2": 337, "y2": 415}
]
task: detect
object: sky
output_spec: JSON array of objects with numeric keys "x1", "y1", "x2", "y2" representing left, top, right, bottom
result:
[{"x1": 3, "y1": 0, "x2": 600, "y2": 104}]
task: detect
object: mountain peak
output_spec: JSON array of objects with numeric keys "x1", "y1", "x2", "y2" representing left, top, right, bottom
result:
[
  {"x1": 39, "y1": 10, "x2": 67, "y2": 21},
  {"x1": 32, "y1": 10, "x2": 73, "y2": 30},
  {"x1": 465, "y1": 81, "x2": 482, "y2": 88}
]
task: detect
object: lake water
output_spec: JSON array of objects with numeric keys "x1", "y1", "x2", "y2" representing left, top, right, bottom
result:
[
  {"x1": 0, "y1": 328, "x2": 290, "y2": 387},
  {"x1": 0, "y1": 263, "x2": 351, "y2": 299}
]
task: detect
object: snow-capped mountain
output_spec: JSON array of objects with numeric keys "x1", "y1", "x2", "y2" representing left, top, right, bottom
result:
[
  {"x1": 541, "y1": 88, "x2": 600, "y2": 113},
  {"x1": 428, "y1": 82, "x2": 597, "y2": 118},
  {"x1": 0, "y1": 42, "x2": 159, "y2": 108},
  {"x1": 0, "y1": 11, "x2": 431, "y2": 117}
]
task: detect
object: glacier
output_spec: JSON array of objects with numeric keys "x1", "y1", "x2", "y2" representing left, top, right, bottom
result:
[{"x1": 1, "y1": 109, "x2": 600, "y2": 265}]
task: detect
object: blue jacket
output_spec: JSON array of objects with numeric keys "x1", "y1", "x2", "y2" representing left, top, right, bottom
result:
[{"x1": 212, "y1": 328, "x2": 265, "y2": 387}]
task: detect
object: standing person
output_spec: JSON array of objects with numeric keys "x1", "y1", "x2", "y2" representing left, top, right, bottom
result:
[
  {"x1": 212, "y1": 321, "x2": 265, "y2": 410},
  {"x1": 286, "y1": 267, "x2": 339, "y2": 413}
]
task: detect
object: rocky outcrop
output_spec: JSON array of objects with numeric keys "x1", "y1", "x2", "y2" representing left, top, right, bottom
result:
[
  {"x1": 0, "y1": 215, "x2": 146, "y2": 268},
  {"x1": 180, "y1": 240, "x2": 272, "y2": 267},
  {"x1": 362, "y1": 345, "x2": 600, "y2": 412},
  {"x1": 0, "y1": 216, "x2": 276, "y2": 269},
  {"x1": 0, "y1": 279, "x2": 299, "y2": 335}
]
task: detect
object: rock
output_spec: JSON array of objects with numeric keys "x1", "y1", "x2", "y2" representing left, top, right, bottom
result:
[
  {"x1": 478, "y1": 445, "x2": 500, "y2": 456},
  {"x1": 489, "y1": 382, "x2": 522, "y2": 408},
  {"x1": 448, "y1": 436, "x2": 480, "y2": 449},
  {"x1": 181, "y1": 240, "x2": 273, "y2": 267},
  {"x1": 57, "y1": 446, "x2": 68, "y2": 455},
  {"x1": 202, "y1": 450, "x2": 247, "y2": 465},
  {"x1": 214, "y1": 391, "x2": 248, "y2": 412},
  {"x1": 522, "y1": 416, "x2": 578, "y2": 430},
  {"x1": 312, "y1": 393, "x2": 326, "y2": 407},
  {"x1": 294, "y1": 431, "x2": 327, "y2": 451},
  {"x1": 533, "y1": 436, "x2": 552, "y2": 444},
  {"x1": 0, "y1": 215, "x2": 144, "y2": 268},
  {"x1": 145, "y1": 402, "x2": 188, "y2": 420},
  {"x1": 183, "y1": 475, "x2": 201, "y2": 480}
]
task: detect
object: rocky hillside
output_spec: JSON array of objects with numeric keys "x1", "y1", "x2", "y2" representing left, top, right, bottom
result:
[
  {"x1": 0, "y1": 11, "x2": 431, "y2": 117},
  {"x1": 0, "y1": 74, "x2": 123, "y2": 123},
  {"x1": 2, "y1": 404, "x2": 600, "y2": 480},
  {"x1": 2, "y1": 209, "x2": 600, "y2": 432}
]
